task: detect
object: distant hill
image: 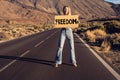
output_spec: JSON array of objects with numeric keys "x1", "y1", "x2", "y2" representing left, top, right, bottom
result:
[
  {"x1": 0, "y1": 0, "x2": 118, "y2": 24},
  {"x1": 111, "y1": 4, "x2": 120, "y2": 15}
]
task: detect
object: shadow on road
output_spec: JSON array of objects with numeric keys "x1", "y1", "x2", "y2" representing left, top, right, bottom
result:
[
  {"x1": 0, "y1": 55, "x2": 73, "y2": 67},
  {"x1": 0, "y1": 55, "x2": 54, "y2": 67}
]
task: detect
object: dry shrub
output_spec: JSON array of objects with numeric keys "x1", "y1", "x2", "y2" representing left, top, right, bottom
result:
[
  {"x1": 106, "y1": 56, "x2": 113, "y2": 64},
  {"x1": 100, "y1": 38, "x2": 111, "y2": 52},
  {"x1": 80, "y1": 22, "x2": 88, "y2": 27},
  {"x1": 85, "y1": 29, "x2": 106, "y2": 42},
  {"x1": 85, "y1": 30, "x2": 95, "y2": 42},
  {"x1": 92, "y1": 46, "x2": 101, "y2": 52},
  {"x1": 0, "y1": 24, "x2": 53, "y2": 42},
  {"x1": 0, "y1": 32, "x2": 7, "y2": 40},
  {"x1": 92, "y1": 29, "x2": 106, "y2": 38},
  {"x1": 104, "y1": 21, "x2": 120, "y2": 34}
]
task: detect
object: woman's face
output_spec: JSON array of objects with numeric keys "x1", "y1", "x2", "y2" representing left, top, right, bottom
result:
[{"x1": 63, "y1": 7, "x2": 69, "y2": 15}]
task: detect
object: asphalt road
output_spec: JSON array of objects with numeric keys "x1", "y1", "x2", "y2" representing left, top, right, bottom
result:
[{"x1": 0, "y1": 29, "x2": 119, "y2": 80}]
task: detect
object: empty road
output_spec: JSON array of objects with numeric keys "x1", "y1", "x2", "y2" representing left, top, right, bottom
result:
[{"x1": 0, "y1": 29, "x2": 119, "y2": 80}]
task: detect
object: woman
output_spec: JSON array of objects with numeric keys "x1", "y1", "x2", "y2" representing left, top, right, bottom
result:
[{"x1": 55, "y1": 6, "x2": 77, "y2": 67}]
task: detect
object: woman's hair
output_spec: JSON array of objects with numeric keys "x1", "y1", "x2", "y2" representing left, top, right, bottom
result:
[{"x1": 63, "y1": 6, "x2": 71, "y2": 15}]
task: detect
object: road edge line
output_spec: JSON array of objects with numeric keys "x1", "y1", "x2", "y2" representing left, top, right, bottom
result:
[{"x1": 74, "y1": 33, "x2": 120, "y2": 80}]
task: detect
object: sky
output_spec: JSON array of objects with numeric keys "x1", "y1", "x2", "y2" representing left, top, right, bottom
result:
[{"x1": 105, "y1": 0, "x2": 120, "y2": 4}]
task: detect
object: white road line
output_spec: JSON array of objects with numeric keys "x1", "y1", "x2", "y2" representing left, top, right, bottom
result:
[
  {"x1": 34, "y1": 31, "x2": 58, "y2": 47},
  {"x1": 46, "y1": 37, "x2": 49, "y2": 40},
  {"x1": 20, "y1": 50, "x2": 30, "y2": 57},
  {"x1": 34, "y1": 41, "x2": 44, "y2": 47},
  {"x1": 0, "y1": 30, "x2": 58, "y2": 72},
  {"x1": 0, "y1": 50, "x2": 30, "y2": 72},
  {"x1": 46, "y1": 37, "x2": 50, "y2": 40},
  {"x1": 74, "y1": 33, "x2": 120, "y2": 80}
]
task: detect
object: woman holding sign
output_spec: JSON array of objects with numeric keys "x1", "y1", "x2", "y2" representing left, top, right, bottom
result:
[{"x1": 55, "y1": 6, "x2": 77, "y2": 67}]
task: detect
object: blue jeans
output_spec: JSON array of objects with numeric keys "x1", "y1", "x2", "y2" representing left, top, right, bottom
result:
[{"x1": 55, "y1": 28, "x2": 76, "y2": 64}]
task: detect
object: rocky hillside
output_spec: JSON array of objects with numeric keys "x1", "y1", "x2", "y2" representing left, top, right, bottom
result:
[
  {"x1": 0, "y1": 0, "x2": 118, "y2": 24},
  {"x1": 112, "y1": 4, "x2": 120, "y2": 16}
]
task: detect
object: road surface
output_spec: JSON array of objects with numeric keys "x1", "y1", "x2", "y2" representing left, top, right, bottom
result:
[{"x1": 0, "y1": 29, "x2": 119, "y2": 80}]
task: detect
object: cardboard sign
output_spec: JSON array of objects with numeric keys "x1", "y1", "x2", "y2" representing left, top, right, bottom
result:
[{"x1": 54, "y1": 15, "x2": 79, "y2": 28}]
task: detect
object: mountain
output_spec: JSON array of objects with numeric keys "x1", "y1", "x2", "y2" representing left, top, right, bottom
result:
[
  {"x1": 111, "y1": 4, "x2": 120, "y2": 16},
  {"x1": 0, "y1": 0, "x2": 118, "y2": 24}
]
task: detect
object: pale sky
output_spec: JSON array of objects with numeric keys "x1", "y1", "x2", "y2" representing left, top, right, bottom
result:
[{"x1": 105, "y1": 0, "x2": 120, "y2": 4}]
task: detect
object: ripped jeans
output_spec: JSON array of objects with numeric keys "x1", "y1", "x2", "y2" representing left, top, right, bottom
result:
[{"x1": 55, "y1": 28, "x2": 76, "y2": 64}]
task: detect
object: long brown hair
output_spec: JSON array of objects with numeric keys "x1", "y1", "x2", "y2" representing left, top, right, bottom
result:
[{"x1": 63, "y1": 6, "x2": 71, "y2": 15}]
